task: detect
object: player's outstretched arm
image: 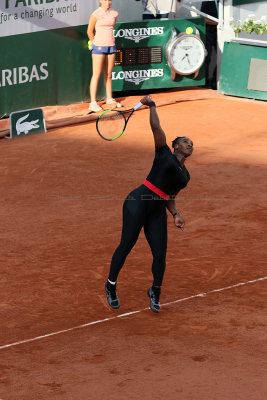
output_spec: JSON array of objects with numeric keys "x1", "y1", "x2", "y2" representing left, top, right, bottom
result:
[{"x1": 140, "y1": 95, "x2": 166, "y2": 148}]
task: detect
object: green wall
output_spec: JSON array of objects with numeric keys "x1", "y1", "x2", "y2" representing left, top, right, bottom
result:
[
  {"x1": 1, "y1": 19, "x2": 206, "y2": 117},
  {"x1": 0, "y1": 25, "x2": 102, "y2": 117},
  {"x1": 233, "y1": 0, "x2": 264, "y2": 5},
  {"x1": 219, "y1": 42, "x2": 267, "y2": 101}
]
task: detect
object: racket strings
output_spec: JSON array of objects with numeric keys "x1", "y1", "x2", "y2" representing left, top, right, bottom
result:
[{"x1": 97, "y1": 111, "x2": 126, "y2": 140}]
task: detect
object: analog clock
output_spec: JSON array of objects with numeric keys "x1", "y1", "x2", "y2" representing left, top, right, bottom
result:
[{"x1": 165, "y1": 27, "x2": 206, "y2": 80}]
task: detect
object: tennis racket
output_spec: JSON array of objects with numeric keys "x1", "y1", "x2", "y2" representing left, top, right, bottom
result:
[{"x1": 96, "y1": 102, "x2": 144, "y2": 141}]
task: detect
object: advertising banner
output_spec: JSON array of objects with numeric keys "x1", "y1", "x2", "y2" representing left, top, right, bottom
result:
[
  {"x1": 0, "y1": 25, "x2": 94, "y2": 116},
  {"x1": 0, "y1": 0, "x2": 206, "y2": 117},
  {"x1": 0, "y1": 0, "x2": 99, "y2": 117},
  {"x1": 112, "y1": 18, "x2": 206, "y2": 91},
  {"x1": 8, "y1": 107, "x2": 46, "y2": 139},
  {"x1": 0, "y1": 0, "x2": 98, "y2": 36}
]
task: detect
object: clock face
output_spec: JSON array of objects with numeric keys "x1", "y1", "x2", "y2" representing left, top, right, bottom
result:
[{"x1": 169, "y1": 35, "x2": 205, "y2": 75}]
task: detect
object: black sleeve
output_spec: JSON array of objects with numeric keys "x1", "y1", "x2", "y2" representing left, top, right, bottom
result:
[{"x1": 155, "y1": 144, "x2": 172, "y2": 155}]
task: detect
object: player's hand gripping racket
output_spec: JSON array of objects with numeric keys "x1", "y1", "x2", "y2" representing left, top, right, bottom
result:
[{"x1": 96, "y1": 102, "x2": 144, "y2": 141}]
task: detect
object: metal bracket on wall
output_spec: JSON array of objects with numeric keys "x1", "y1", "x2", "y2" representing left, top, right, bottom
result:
[{"x1": 180, "y1": 2, "x2": 223, "y2": 30}]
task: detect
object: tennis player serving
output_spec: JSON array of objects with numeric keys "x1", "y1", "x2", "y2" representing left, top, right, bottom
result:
[{"x1": 105, "y1": 95, "x2": 193, "y2": 312}]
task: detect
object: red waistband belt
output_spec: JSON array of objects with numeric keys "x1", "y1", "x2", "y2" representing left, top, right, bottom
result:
[{"x1": 143, "y1": 179, "x2": 170, "y2": 200}]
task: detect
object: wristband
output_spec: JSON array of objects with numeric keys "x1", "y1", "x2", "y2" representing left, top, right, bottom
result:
[
  {"x1": 172, "y1": 212, "x2": 179, "y2": 217},
  {"x1": 148, "y1": 101, "x2": 156, "y2": 108}
]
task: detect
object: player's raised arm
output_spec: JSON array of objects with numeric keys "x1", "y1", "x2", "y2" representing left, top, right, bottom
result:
[{"x1": 140, "y1": 95, "x2": 166, "y2": 148}]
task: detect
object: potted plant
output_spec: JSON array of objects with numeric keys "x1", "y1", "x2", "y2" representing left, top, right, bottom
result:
[{"x1": 230, "y1": 14, "x2": 267, "y2": 41}]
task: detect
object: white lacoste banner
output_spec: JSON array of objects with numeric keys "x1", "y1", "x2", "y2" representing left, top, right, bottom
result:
[{"x1": 0, "y1": 0, "x2": 98, "y2": 37}]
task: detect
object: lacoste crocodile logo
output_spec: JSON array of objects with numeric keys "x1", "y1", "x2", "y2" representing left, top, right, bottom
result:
[{"x1": 16, "y1": 114, "x2": 39, "y2": 135}]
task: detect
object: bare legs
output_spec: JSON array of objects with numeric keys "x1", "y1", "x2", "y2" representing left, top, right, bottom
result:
[
  {"x1": 89, "y1": 53, "x2": 115, "y2": 103},
  {"x1": 104, "y1": 53, "x2": 115, "y2": 101},
  {"x1": 90, "y1": 54, "x2": 105, "y2": 103}
]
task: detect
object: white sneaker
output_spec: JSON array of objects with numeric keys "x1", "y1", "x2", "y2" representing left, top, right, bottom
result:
[
  {"x1": 106, "y1": 98, "x2": 122, "y2": 108},
  {"x1": 88, "y1": 101, "x2": 103, "y2": 112}
]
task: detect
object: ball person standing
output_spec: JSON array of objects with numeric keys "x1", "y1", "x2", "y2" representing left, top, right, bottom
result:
[{"x1": 87, "y1": 0, "x2": 121, "y2": 112}]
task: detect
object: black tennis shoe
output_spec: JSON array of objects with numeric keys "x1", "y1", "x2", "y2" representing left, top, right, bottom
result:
[
  {"x1": 147, "y1": 287, "x2": 160, "y2": 313},
  {"x1": 105, "y1": 282, "x2": 120, "y2": 309}
]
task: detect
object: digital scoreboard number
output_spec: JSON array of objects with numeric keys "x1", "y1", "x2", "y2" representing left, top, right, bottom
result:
[{"x1": 115, "y1": 46, "x2": 162, "y2": 66}]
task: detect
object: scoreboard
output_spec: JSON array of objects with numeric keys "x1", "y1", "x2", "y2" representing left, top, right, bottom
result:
[
  {"x1": 115, "y1": 47, "x2": 162, "y2": 66},
  {"x1": 112, "y1": 18, "x2": 206, "y2": 91}
]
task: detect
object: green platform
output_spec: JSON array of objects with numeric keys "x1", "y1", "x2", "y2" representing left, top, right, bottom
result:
[{"x1": 219, "y1": 41, "x2": 267, "y2": 101}]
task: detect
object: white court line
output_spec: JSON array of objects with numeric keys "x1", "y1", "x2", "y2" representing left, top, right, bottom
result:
[{"x1": 0, "y1": 276, "x2": 266, "y2": 351}]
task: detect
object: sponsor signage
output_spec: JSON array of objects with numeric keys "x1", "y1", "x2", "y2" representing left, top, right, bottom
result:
[
  {"x1": 0, "y1": 63, "x2": 48, "y2": 87},
  {"x1": 112, "y1": 69, "x2": 164, "y2": 85},
  {"x1": 112, "y1": 19, "x2": 205, "y2": 91},
  {"x1": 0, "y1": 27, "x2": 93, "y2": 116},
  {"x1": 7, "y1": 107, "x2": 46, "y2": 138},
  {"x1": 0, "y1": 0, "x2": 98, "y2": 116},
  {"x1": 114, "y1": 26, "x2": 164, "y2": 43},
  {"x1": 0, "y1": 0, "x2": 98, "y2": 37},
  {"x1": 0, "y1": 10, "x2": 205, "y2": 116}
]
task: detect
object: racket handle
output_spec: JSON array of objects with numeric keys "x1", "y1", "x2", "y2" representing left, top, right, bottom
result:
[{"x1": 133, "y1": 102, "x2": 144, "y2": 111}]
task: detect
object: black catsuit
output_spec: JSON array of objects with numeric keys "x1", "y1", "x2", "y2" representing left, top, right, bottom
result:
[{"x1": 108, "y1": 144, "x2": 190, "y2": 287}]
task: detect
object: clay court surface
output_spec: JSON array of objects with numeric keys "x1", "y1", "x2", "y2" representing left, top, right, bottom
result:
[{"x1": 0, "y1": 89, "x2": 267, "y2": 399}]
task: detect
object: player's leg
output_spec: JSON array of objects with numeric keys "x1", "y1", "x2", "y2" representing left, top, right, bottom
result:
[
  {"x1": 105, "y1": 188, "x2": 146, "y2": 308},
  {"x1": 144, "y1": 207, "x2": 167, "y2": 312},
  {"x1": 108, "y1": 197, "x2": 145, "y2": 282}
]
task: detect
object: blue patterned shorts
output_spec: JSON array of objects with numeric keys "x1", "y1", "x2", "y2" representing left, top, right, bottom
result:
[{"x1": 91, "y1": 44, "x2": 116, "y2": 55}]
